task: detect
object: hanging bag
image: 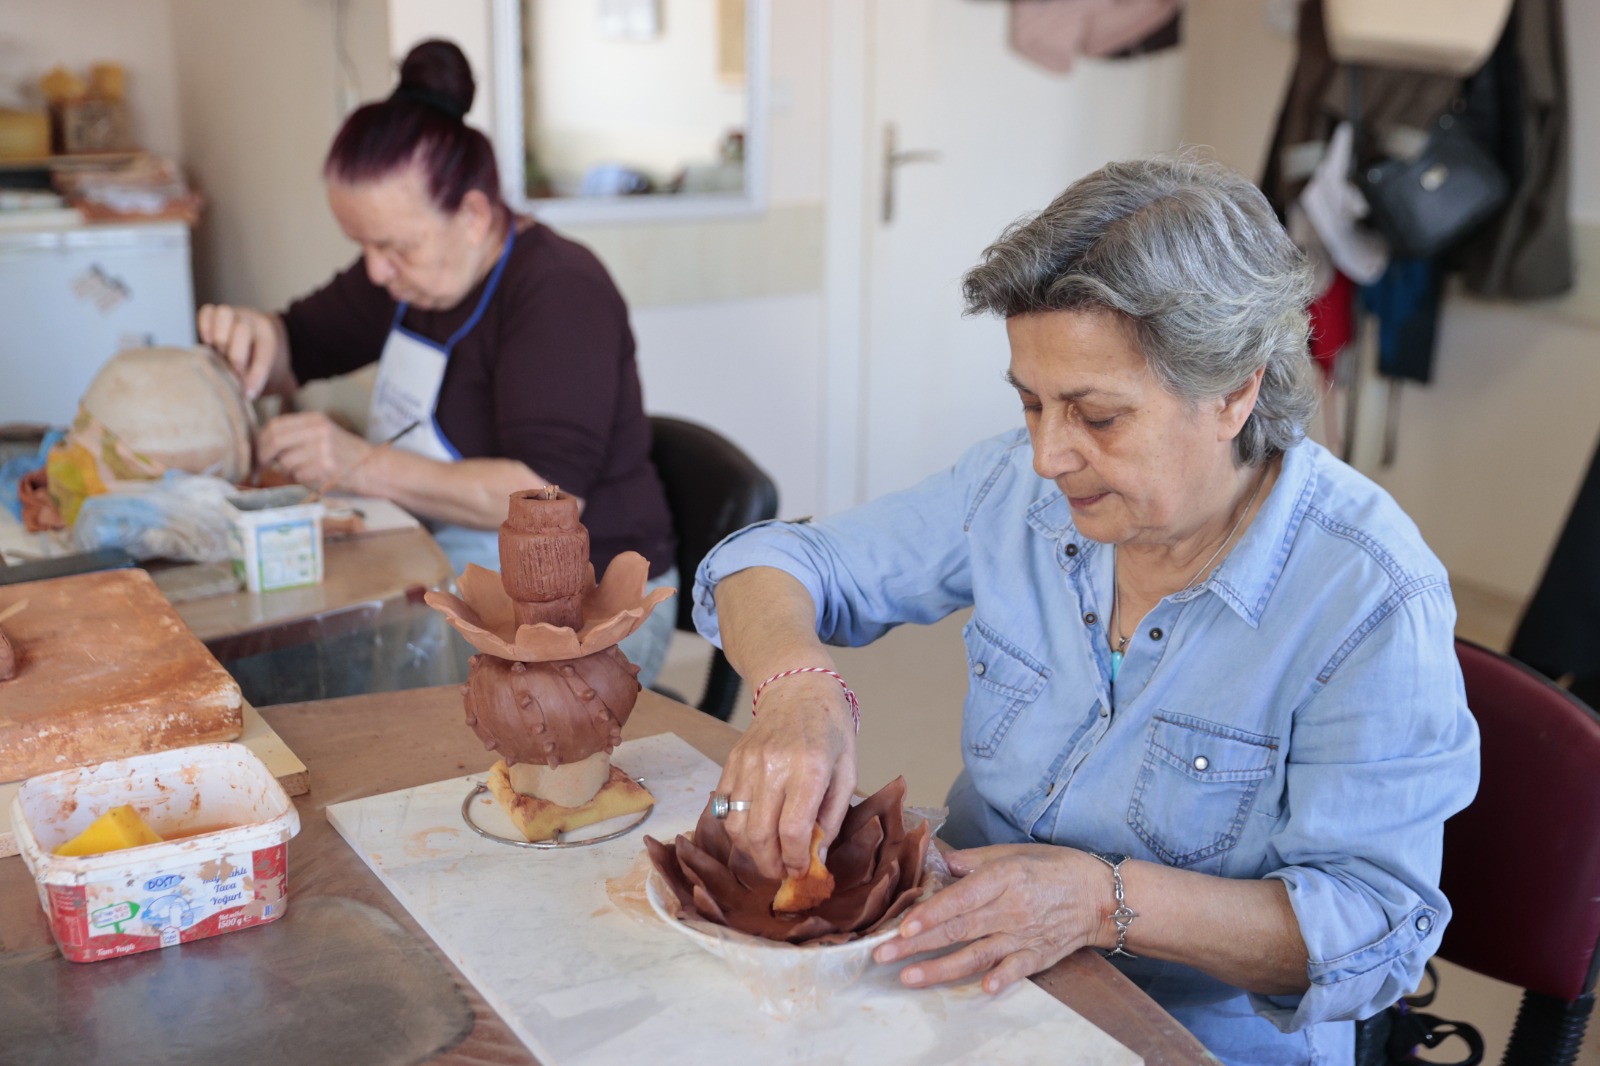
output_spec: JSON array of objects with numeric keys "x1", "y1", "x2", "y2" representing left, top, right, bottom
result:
[{"x1": 1357, "y1": 110, "x2": 1510, "y2": 259}]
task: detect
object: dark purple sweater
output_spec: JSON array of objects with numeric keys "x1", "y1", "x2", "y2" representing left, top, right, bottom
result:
[{"x1": 282, "y1": 219, "x2": 675, "y2": 576}]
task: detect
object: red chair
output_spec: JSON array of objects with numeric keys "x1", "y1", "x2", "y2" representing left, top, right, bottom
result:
[{"x1": 1437, "y1": 638, "x2": 1600, "y2": 1065}]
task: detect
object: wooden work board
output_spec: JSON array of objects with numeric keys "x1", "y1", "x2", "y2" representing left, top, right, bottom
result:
[{"x1": 0, "y1": 568, "x2": 243, "y2": 781}]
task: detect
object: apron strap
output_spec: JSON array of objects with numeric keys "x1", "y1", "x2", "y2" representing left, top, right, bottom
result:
[
  {"x1": 444, "y1": 231, "x2": 516, "y2": 350},
  {"x1": 388, "y1": 230, "x2": 516, "y2": 350}
]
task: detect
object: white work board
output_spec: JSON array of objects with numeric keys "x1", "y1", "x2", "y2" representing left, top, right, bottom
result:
[{"x1": 326, "y1": 732, "x2": 1142, "y2": 1066}]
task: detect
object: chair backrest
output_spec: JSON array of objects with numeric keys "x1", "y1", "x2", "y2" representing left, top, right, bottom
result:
[
  {"x1": 648, "y1": 416, "x2": 779, "y2": 633},
  {"x1": 1439, "y1": 638, "x2": 1600, "y2": 1002}
]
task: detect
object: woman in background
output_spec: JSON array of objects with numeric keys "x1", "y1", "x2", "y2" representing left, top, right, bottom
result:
[{"x1": 199, "y1": 39, "x2": 677, "y2": 684}]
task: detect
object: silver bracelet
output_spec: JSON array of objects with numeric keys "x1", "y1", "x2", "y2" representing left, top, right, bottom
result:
[{"x1": 1091, "y1": 853, "x2": 1139, "y2": 959}]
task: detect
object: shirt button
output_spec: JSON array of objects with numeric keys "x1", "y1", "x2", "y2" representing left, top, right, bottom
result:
[
  {"x1": 1193, "y1": 755, "x2": 1210, "y2": 771},
  {"x1": 1065, "y1": 543, "x2": 1079, "y2": 556},
  {"x1": 973, "y1": 662, "x2": 987, "y2": 677},
  {"x1": 1416, "y1": 914, "x2": 1433, "y2": 933},
  {"x1": 1149, "y1": 628, "x2": 1164, "y2": 641},
  {"x1": 1084, "y1": 612, "x2": 1098, "y2": 626},
  {"x1": 1099, "y1": 705, "x2": 1109, "y2": 718},
  {"x1": 1046, "y1": 781, "x2": 1055, "y2": 795}
]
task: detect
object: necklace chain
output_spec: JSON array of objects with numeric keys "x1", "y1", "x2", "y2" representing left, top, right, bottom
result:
[{"x1": 1111, "y1": 465, "x2": 1269, "y2": 651}]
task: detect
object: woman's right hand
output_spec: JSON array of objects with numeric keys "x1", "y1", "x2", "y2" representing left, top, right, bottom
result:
[
  {"x1": 196, "y1": 304, "x2": 285, "y2": 401},
  {"x1": 714, "y1": 672, "x2": 859, "y2": 882}
]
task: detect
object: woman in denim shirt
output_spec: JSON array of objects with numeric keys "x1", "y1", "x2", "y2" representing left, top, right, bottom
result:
[{"x1": 692, "y1": 156, "x2": 1479, "y2": 1065}]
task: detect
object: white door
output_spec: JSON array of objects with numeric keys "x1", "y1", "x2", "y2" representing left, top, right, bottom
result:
[{"x1": 858, "y1": 0, "x2": 1187, "y2": 500}]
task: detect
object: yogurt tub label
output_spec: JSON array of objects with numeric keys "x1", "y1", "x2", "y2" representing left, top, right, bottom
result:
[{"x1": 47, "y1": 844, "x2": 288, "y2": 963}]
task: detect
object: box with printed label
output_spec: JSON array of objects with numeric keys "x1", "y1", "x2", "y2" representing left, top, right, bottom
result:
[
  {"x1": 12, "y1": 743, "x2": 301, "y2": 963},
  {"x1": 224, "y1": 486, "x2": 326, "y2": 593}
]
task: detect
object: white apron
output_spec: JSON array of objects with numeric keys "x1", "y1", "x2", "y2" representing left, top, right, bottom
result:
[{"x1": 366, "y1": 234, "x2": 514, "y2": 571}]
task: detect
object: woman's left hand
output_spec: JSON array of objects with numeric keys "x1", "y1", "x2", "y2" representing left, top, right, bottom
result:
[
  {"x1": 256, "y1": 412, "x2": 372, "y2": 490},
  {"x1": 873, "y1": 844, "x2": 1110, "y2": 994}
]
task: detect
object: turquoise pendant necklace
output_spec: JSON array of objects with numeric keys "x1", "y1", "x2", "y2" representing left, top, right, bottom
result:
[{"x1": 1110, "y1": 562, "x2": 1129, "y2": 683}]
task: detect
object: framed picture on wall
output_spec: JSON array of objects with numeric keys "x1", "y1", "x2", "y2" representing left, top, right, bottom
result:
[{"x1": 598, "y1": 0, "x2": 661, "y2": 41}]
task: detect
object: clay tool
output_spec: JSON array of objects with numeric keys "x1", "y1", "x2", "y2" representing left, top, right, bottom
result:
[{"x1": 305, "y1": 420, "x2": 421, "y2": 503}]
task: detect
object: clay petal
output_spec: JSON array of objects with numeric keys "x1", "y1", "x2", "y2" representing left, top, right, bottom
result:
[
  {"x1": 675, "y1": 836, "x2": 749, "y2": 905},
  {"x1": 691, "y1": 804, "x2": 734, "y2": 866},
  {"x1": 573, "y1": 588, "x2": 676, "y2": 656},
  {"x1": 429, "y1": 591, "x2": 520, "y2": 659},
  {"x1": 446, "y1": 621, "x2": 517, "y2": 660},
  {"x1": 423, "y1": 588, "x2": 485, "y2": 630},
  {"x1": 644, "y1": 835, "x2": 699, "y2": 916},
  {"x1": 839, "y1": 776, "x2": 907, "y2": 844},
  {"x1": 859, "y1": 885, "x2": 923, "y2": 937},
  {"x1": 826, "y1": 816, "x2": 884, "y2": 891},
  {"x1": 719, "y1": 906, "x2": 836, "y2": 944},
  {"x1": 817, "y1": 858, "x2": 898, "y2": 933},
  {"x1": 777, "y1": 915, "x2": 841, "y2": 944},
  {"x1": 587, "y1": 553, "x2": 652, "y2": 617},
  {"x1": 690, "y1": 883, "x2": 730, "y2": 926},
  {"x1": 509, "y1": 623, "x2": 584, "y2": 661},
  {"x1": 458, "y1": 564, "x2": 516, "y2": 629},
  {"x1": 894, "y1": 821, "x2": 933, "y2": 898}
]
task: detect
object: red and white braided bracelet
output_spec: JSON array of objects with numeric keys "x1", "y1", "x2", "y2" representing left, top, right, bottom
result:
[{"x1": 750, "y1": 666, "x2": 861, "y2": 732}]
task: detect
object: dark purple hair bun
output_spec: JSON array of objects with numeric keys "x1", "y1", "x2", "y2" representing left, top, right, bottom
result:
[{"x1": 325, "y1": 38, "x2": 504, "y2": 218}]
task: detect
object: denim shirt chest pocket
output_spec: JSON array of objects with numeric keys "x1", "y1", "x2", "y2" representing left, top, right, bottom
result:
[
  {"x1": 1129, "y1": 712, "x2": 1279, "y2": 868},
  {"x1": 961, "y1": 618, "x2": 1049, "y2": 758}
]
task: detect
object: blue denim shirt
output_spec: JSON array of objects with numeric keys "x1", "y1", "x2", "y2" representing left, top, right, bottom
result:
[{"x1": 693, "y1": 430, "x2": 1480, "y2": 1066}]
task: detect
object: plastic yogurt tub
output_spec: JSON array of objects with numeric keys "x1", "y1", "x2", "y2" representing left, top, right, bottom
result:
[{"x1": 12, "y1": 742, "x2": 301, "y2": 963}]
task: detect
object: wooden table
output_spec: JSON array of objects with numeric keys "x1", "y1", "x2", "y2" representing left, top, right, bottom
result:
[
  {"x1": 0, "y1": 687, "x2": 1214, "y2": 1065},
  {"x1": 167, "y1": 526, "x2": 452, "y2": 662}
]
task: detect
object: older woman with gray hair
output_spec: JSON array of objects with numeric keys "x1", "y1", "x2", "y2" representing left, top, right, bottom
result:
[{"x1": 692, "y1": 155, "x2": 1478, "y2": 1064}]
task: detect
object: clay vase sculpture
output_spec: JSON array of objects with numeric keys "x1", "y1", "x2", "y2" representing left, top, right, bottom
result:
[{"x1": 425, "y1": 487, "x2": 675, "y2": 842}]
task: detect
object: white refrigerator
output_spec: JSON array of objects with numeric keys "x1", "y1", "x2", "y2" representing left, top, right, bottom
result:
[{"x1": 0, "y1": 220, "x2": 196, "y2": 426}]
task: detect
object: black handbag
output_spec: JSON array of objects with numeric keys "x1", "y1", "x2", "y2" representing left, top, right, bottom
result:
[
  {"x1": 1354, "y1": 962, "x2": 1486, "y2": 1066},
  {"x1": 1358, "y1": 112, "x2": 1510, "y2": 260}
]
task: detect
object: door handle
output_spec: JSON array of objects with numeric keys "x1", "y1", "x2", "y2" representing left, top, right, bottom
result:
[{"x1": 882, "y1": 123, "x2": 941, "y2": 224}]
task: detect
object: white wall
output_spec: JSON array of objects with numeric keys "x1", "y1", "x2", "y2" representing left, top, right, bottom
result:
[
  {"x1": 0, "y1": 0, "x2": 183, "y2": 157},
  {"x1": 388, "y1": 0, "x2": 493, "y2": 130},
  {"x1": 1181, "y1": 0, "x2": 1600, "y2": 602},
  {"x1": 167, "y1": 0, "x2": 392, "y2": 311}
]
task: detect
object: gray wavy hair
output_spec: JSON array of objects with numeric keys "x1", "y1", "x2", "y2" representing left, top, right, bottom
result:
[{"x1": 962, "y1": 153, "x2": 1319, "y2": 466}]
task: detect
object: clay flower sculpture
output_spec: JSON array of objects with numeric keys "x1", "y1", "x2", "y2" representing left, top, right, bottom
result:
[
  {"x1": 645, "y1": 776, "x2": 932, "y2": 945},
  {"x1": 425, "y1": 557, "x2": 674, "y2": 663},
  {"x1": 426, "y1": 488, "x2": 673, "y2": 842}
]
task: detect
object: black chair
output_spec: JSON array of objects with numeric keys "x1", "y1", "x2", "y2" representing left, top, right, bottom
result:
[
  {"x1": 1509, "y1": 434, "x2": 1600, "y2": 708},
  {"x1": 648, "y1": 416, "x2": 778, "y2": 721},
  {"x1": 1433, "y1": 639, "x2": 1600, "y2": 1065}
]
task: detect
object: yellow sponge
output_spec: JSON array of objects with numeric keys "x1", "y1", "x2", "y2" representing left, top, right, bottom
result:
[{"x1": 54, "y1": 805, "x2": 163, "y2": 857}]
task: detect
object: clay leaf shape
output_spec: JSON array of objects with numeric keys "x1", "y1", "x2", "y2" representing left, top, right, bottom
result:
[
  {"x1": 425, "y1": 551, "x2": 675, "y2": 662},
  {"x1": 645, "y1": 776, "x2": 932, "y2": 946}
]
